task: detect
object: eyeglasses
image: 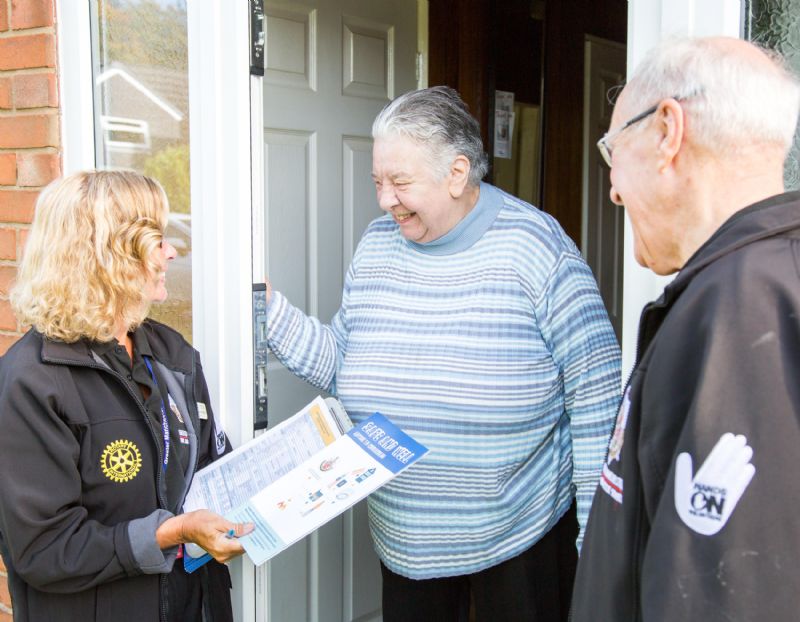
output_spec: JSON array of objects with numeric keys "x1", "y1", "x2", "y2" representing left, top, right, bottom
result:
[
  {"x1": 597, "y1": 93, "x2": 692, "y2": 167},
  {"x1": 596, "y1": 103, "x2": 661, "y2": 168}
]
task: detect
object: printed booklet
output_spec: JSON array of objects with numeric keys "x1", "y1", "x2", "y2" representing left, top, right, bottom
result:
[{"x1": 182, "y1": 396, "x2": 428, "y2": 570}]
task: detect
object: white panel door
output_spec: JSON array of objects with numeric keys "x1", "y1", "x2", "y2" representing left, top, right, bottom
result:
[{"x1": 257, "y1": 2, "x2": 418, "y2": 621}]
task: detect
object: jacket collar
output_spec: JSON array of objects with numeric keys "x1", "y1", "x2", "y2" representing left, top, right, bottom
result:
[
  {"x1": 39, "y1": 320, "x2": 193, "y2": 373},
  {"x1": 631, "y1": 191, "x2": 800, "y2": 365},
  {"x1": 661, "y1": 191, "x2": 800, "y2": 307},
  {"x1": 41, "y1": 337, "x2": 96, "y2": 366}
]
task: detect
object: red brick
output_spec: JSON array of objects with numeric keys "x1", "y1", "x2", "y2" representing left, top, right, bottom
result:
[
  {"x1": 17, "y1": 151, "x2": 58, "y2": 186},
  {"x1": 0, "y1": 0, "x2": 8, "y2": 31},
  {"x1": 0, "y1": 229, "x2": 15, "y2": 259},
  {"x1": 0, "y1": 190, "x2": 38, "y2": 223},
  {"x1": 0, "y1": 556, "x2": 4, "y2": 572},
  {"x1": 0, "y1": 113, "x2": 58, "y2": 148},
  {"x1": 0, "y1": 34, "x2": 55, "y2": 70},
  {"x1": 10, "y1": 0, "x2": 54, "y2": 30},
  {"x1": 0, "y1": 611, "x2": 12, "y2": 622},
  {"x1": 0, "y1": 300, "x2": 15, "y2": 331},
  {"x1": 0, "y1": 573, "x2": 10, "y2": 609},
  {"x1": 13, "y1": 72, "x2": 58, "y2": 108},
  {"x1": 18, "y1": 226, "x2": 28, "y2": 251},
  {"x1": 0, "y1": 154, "x2": 15, "y2": 185},
  {"x1": 0, "y1": 77, "x2": 11, "y2": 109},
  {"x1": 0, "y1": 266, "x2": 15, "y2": 296}
]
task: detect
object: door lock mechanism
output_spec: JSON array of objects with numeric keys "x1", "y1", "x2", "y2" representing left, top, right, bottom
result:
[
  {"x1": 252, "y1": 283, "x2": 268, "y2": 429},
  {"x1": 249, "y1": 0, "x2": 265, "y2": 76}
]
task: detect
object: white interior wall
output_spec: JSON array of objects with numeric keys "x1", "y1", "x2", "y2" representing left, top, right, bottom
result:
[{"x1": 621, "y1": 0, "x2": 743, "y2": 379}]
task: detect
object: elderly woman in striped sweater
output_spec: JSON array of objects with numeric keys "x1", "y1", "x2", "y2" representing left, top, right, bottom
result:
[{"x1": 265, "y1": 86, "x2": 620, "y2": 622}]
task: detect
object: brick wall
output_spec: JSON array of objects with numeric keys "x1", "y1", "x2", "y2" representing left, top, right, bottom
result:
[
  {"x1": 0, "y1": 557, "x2": 10, "y2": 622},
  {"x1": 0, "y1": 0, "x2": 59, "y2": 362},
  {"x1": 0, "y1": 0, "x2": 60, "y2": 617}
]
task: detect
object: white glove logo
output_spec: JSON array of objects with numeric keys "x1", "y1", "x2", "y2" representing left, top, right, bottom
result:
[{"x1": 674, "y1": 433, "x2": 755, "y2": 536}]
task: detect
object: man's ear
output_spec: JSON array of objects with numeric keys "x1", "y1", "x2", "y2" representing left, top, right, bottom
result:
[
  {"x1": 656, "y1": 98, "x2": 685, "y2": 172},
  {"x1": 448, "y1": 155, "x2": 472, "y2": 198}
]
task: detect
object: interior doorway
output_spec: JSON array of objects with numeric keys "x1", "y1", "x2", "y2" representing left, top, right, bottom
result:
[{"x1": 427, "y1": 0, "x2": 627, "y2": 337}]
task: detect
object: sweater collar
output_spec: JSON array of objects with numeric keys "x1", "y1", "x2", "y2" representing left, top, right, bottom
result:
[{"x1": 406, "y1": 182, "x2": 504, "y2": 255}]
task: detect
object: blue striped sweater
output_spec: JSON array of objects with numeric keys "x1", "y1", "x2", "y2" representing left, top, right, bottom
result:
[{"x1": 266, "y1": 183, "x2": 621, "y2": 578}]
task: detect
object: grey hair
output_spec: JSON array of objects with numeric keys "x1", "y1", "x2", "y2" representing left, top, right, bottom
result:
[
  {"x1": 371, "y1": 86, "x2": 489, "y2": 186},
  {"x1": 623, "y1": 37, "x2": 800, "y2": 154}
]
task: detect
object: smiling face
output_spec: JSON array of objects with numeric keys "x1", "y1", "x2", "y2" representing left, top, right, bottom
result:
[
  {"x1": 372, "y1": 135, "x2": 466, "y2": 243},
  {"x1": 143, "y1": 238, "x2": 177, "y2": 303}
]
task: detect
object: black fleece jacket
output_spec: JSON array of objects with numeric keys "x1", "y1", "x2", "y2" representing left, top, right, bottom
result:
[
  {"x1": 572, "y1": 191, "x2": 800, "y2": 621},
  {"x1": 0, "y1": 319, "x2": 233, "y2": 622}
]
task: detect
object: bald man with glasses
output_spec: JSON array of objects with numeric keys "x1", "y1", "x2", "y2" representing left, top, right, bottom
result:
[{"x1": 571, "y1": 36, "x2": 800, "y2": 622}]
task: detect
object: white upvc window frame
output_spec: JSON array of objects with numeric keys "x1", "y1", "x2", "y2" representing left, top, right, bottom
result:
[
  {"x1": 57, "y1": 0, "x2": 255, "y2": 446},
  {"x1": 57, "y1": 0, "x2": 95, "y2": 174},
  {"x1": 186, "y1": 4, "x2": 256, "y2": 618},
  {"x1": 57, "y1": 2, "x2": 257, "y2": 619}
]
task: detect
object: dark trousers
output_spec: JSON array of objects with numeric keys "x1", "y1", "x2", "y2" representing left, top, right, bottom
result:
[{"x1": 381, "y1": 503, "x2": 578, "y2": 622}]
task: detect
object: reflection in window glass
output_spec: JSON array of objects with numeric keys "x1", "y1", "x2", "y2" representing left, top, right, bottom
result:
[
  {"x1": 746, "y1": 0, "x2": 800, "y2": 190},
  {"x1": 91, "y1": 0, "x2": 193, "y2": 340}
]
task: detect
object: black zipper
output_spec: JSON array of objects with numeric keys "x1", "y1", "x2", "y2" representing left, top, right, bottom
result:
[
  {"x1": 156, "y1": 350, "x2": 203, "y2": 622},
  {"x1": 181, "y1": 351, "x2": 210, "y2": 620},
  {"x1": 160, "y1": 574, "x2": 169, "y2": 622},
  {"x1": 178, "y1": 349, "x2": 201, "y2": 509},
  {"x1": 622, "y1": 299, "x2": 657, "y2": 390},
  {"x1": 624, "y1": 299, "x2": 669, "y2": 621}
]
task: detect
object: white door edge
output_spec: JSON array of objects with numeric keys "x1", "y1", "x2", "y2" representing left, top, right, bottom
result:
[
  {"x1": 187, "y1": 2, "x2": 257, "y2": 620},
  {"x1": 621, "y1": 0, "x2": 743, "y2": 381}
]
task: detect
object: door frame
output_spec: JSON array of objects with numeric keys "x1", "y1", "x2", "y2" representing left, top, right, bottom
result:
[
  {"x1": 620, "y1": 0, "x2": 742, "y2": 378},
  {"x1": 186, "y1": 3, "x2": 257, "y2": 620}
]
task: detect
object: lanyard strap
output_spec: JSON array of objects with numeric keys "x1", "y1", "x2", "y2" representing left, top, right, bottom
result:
[{"x1": 142, "y1": 355, "x2": 169, "y2": 472}]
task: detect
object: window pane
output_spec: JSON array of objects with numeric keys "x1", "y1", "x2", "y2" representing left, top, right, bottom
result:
[
  {"x1": 91, "y1": 0, "x2": 193, "y2": 340},
  {"x1": 747, "y1": 0, "x2": 800, "y2": 190}
]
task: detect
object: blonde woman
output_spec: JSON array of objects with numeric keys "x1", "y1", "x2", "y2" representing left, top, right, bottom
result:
[{"x1": 0, "y1": 170, "x2": 251, "y2": 622}]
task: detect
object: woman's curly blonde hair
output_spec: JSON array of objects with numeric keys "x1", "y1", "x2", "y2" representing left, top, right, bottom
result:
[{"x1": 11, "y1": 170, "x2": 169, "y2": 343}]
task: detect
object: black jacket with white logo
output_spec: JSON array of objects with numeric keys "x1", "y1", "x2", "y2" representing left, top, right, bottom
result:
[
  {"x1": 572, "y1": 191, "x2": 800, "y2": 621},
  {"x1": 0, "y1": 320, "x2": 233, "y2": 622}
]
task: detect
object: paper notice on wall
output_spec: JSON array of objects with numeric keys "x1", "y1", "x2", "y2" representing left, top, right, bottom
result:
[{"x1": 494, "y1": 90, "x2": 516, "y2": 159}]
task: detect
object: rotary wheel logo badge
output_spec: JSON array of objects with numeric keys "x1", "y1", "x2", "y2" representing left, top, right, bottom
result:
[{"x1": 101, "y1": 440, "x2": 142, "y2": 483}]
